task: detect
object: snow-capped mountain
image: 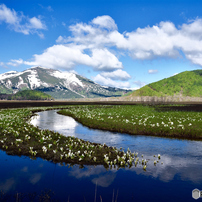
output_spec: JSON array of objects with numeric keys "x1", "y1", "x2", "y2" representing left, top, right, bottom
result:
[{"x1": 0, "y1": 66, "x2": 131, "y2": 99}]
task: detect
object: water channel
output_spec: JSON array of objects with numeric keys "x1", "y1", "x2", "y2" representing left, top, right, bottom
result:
[{"x1": 0, "y1": 109, "x2": 202, "y2": 201}]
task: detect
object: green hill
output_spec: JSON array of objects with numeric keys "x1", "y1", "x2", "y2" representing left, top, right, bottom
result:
[
  {"x1": 129, "y1": 70, "x2": 202, "y2": 97},
  {"x1": 10, "y1": 90, "x2": 54, "y2": 100}
]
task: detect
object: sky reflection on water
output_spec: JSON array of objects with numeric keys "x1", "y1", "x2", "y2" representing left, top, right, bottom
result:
[
  {"x1": 30, "y1": 110, "x2": 202, "y2": 183},
  {"x1": 0, "y1": 109, "x2": 200, "y2": 201}
]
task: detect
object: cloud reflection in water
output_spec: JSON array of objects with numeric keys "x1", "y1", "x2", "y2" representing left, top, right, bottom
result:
[
  {"x1": 31, "y1": 110, "x2": 202, "y2": 185},
  {"x1": 30, "y1": 110, "x2": 78, "y2": 136}
]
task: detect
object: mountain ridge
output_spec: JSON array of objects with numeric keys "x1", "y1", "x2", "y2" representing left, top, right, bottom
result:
[{"x1": 0, "y1": 66, "x2": 131, "y2": 99}]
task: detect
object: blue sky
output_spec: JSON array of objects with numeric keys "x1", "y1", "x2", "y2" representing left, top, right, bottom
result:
[{"x1": 0, "y1": 0, "x2": 202, "y2": 89}]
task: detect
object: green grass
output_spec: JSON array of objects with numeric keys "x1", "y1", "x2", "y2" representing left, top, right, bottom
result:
[
  {"x1": 130, "y1": 70, "x2": 202, "y2": 97},
  {"x1": 58, "y1": 105, "x2": 202, "y2": 139},
  {"x1": 0, "y1": 106, "x2": 159, "y2": 169},
  {"x1": 10, "y1": 90, "x2": 53, "y2": 100}
]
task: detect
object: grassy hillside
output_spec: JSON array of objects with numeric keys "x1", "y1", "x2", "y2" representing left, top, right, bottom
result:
[
  {"x1": 10, "y1": 90, "x2": 53, "y2": 100},
  {"x1": 129, "y1": 70, "x2": 202, "y2": 97}
]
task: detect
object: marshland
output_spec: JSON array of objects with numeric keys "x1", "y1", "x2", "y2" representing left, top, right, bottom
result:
[{"x1": 0, "y1": 103, "x2": 202, "y2": 201}]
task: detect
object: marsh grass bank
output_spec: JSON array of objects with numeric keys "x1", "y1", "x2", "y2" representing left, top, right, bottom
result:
[
  {"x1": 0, "y1": 106, "x2": 157, "y2": 169},
  {"x1": 58, "y1": 104, "x2": 202, "y2": 140}
]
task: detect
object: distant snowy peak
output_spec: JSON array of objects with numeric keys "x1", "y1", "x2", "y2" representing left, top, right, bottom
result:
[{"x1": 0, "y1": 66, "x2": 131, "y2": 99}]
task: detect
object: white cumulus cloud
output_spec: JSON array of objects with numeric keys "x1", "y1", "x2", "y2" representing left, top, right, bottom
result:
[
  {"x1": 93, "y1": 74, "x2": 130, "y2": 88},
  {"x1": 92, "y1": 15, "x2": 117, "y2": 30},
  {"x1": 0, "y1": 4, "x2": 46, "y2": 37},
  {"x1": 64, "y1": 16, "x2": 202, "y2": 67},
  {"x1": 56, "y1": 35, "x2": 64, "y2": 43},
  {"x1": 0, "y1": 4, "x2": 17, "y2": 24},
  {"x1": 25, "y1": 44, "x2": 92, "y2": 69},
  {"x1": 9, "y1": 15, "x2": 202, "y2": 89},
  {"x1": 91, "y1": 48, "x2": 122, "y2": 70},
  {"x1": 100, "y1": 69, "x2": 131, "y2": 81},
  {"x1": 29, "y1": 17, "x2": 45, "y2": 29},
  {"x1": 23, "y1": 44, "x2": 122, "y2": 70}
]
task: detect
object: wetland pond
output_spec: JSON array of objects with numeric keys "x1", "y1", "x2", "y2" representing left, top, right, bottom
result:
[{"x1": 1, "y1": 109, "x2": 202, "y2": 201}]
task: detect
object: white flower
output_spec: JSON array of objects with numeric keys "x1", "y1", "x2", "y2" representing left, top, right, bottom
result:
[
  {"x1": 42, "y1": 146, "x2": 47, "y2": 153},
  {"x1": 104, "y1": 156, "x2": 109, "y2": 162}
]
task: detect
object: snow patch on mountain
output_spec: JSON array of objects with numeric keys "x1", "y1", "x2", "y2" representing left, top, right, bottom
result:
[
  {"x1": 0, "y1": 71, "x2": 18, "y2": 80},
  {"x1": 27, "y1": 70, "x2": 49, "y2": 89},
  {"x1": 0, "y1": 70, "x2": 31, "y2": 81},
  {"x1": 50, "y1": 70, "x2": 84, "y2": 88},
  {"x1": 16, "y1": 76, "x2": 28, "y2": 89},
  {"x1": 5, "y1": 79, "x2": 12, "y2": 88},
  {"x1": 27, "y1": 70, "x2": 40, "y2": 89}
]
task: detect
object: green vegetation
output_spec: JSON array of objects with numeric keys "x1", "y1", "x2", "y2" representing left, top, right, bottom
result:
[
  {"x1": 58, "y1": 105, "x2": 202, "y2": 139},
  {"x1": 10, "y1": 90, "x2": 53, "y2": 100},
  {"x1": 0, "y1": 106, "x2": 156, "y2": 169},
  {"x1": 122, "y1": 90, "x2": 133, "y2": 97},
  {"x1": 130, "y1": 70, "x2": 202, "y2": 97},
  {"x1": 0, "y1": 85, "x2": 12, "y2": 94}
]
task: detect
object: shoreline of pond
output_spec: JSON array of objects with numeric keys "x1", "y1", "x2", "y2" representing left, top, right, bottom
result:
[
  {"x1": 0, "y1": 107, "x2": 147, "y2": 169},
  {"x1": 57, "y1": 105, "x2": 202, "y2": 141},
  {"x1": 0, "y1": 107, "x2": 201, "y2": 201}
]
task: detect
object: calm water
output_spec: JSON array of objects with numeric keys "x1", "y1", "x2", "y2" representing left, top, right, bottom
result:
[{"x1": 0, "y1": 110, "x2": 202, "y2": 201}]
